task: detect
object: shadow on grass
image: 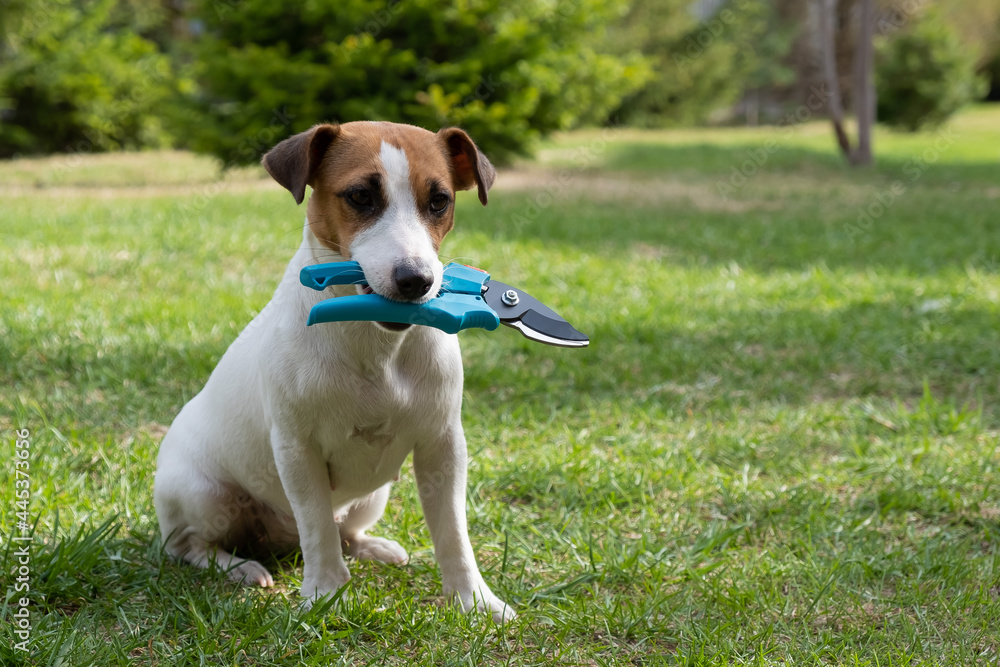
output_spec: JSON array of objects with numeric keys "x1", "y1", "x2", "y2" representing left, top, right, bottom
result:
[
  {"x1": 0, "y1": 330, "x2": 223, "y2": 427},
  {"x1": 3, "y1": 294, "x2": 997, "y2": 426},
  {"x1": 595, "y1": 141, "x2": 1000, "y2": 186},
  {"x1": 598, "y1": 142, "x2": 847, "y2": 176},
  {"x1": 461, "y1": 298, "x2": 1000, "y2": 415},
  {"x1": 477, "y1": 142, "x2": 1000, "y2": 275}
]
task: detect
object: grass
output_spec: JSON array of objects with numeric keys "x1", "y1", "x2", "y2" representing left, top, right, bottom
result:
[{"x1": 2, "y1": 106, "x2": 999, "y2": 665}]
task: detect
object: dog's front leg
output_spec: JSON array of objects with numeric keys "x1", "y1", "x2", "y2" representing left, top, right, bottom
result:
[
  {"x1": 271, "y1": 426, "x2": 350, "y2": 605},
  {"x1": 413, "y1": 423, "x2": 515, "y2": 622}
]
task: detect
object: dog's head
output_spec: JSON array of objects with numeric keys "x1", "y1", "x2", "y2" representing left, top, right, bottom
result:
[{"x1": 263, "y1": 121, "x2": 495, "y2": 318}]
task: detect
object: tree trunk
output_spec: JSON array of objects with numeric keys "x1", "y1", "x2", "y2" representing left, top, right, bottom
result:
[
  {"x1": 746, "y1": 88, "x2": 759, "y2": 127},
  {"x1": 818, "y1": 0, "x2": 852, "y2": 159},
  {"x1": 852, "y1": 0, "x2": 876, "y2": 166}
]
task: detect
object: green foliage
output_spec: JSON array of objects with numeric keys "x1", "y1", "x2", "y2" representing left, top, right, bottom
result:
[
  {"x1": 606, "y1": 0, "x2": 794, "y2": 128},
  {"x1": 173, "y1": 0, "x2": 648, "y2": 165},
  {"x1": 876, "y1": 9, "x2": 989, "y2": 132},
  {"x1": 0, "y1": 0, "x2": 178, "y2": 158}
]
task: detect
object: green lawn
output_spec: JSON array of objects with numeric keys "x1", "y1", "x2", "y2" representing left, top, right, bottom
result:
[{"x1": 2, "y1": 107, "x2": 999, "y2": 665}]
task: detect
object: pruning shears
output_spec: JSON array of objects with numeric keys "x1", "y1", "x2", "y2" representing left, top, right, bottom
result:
[{"x1": 299, "y1": 261, "x2": 589, "y2": 348}]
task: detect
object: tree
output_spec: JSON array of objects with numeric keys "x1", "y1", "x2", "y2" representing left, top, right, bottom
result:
[
  {"x1": 172, "y1": 0, "x2": 649, "y2": 165},
  {"x1": 0, "y1": 0, "x2": 177, "y2": 158},
  {"x1": 818, "y1": 0, "x2": 875, "y2": 166}
]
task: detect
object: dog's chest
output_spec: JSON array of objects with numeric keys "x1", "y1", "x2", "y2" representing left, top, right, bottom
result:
[
  {"x1": 323, "y1": 421, "x2": 403, "y2": 494},
  {"x1": 309, "y1": 362, "x2": 435, "y2": 494}
]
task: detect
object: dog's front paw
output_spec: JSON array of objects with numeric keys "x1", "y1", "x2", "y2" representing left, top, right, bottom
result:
[
  {"x1": 300, "y1": 567, "x2": 351, "y2": 609},
  {"x1": 446, "y1": 581, "x2": 516, "y2": 623},
  {"x1": 347, "y1": 536, "x2": 409, "y2": 565},
  {"x1": 480, "y1": 594, "x2": 517, "y2": 624}
]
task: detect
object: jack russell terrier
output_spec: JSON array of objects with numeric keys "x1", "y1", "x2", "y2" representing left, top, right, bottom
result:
[{"x1": 154, "y1": 121, "x2": 514, "y2": 622}]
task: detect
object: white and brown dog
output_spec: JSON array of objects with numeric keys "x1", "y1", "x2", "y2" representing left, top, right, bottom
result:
[{"x1": 153, "y1": 121, "x2": 514, "y2": 621}]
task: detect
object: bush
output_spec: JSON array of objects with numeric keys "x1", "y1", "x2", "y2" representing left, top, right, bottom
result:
[
  {"x1": 172, "y1": 0, "x2": 649, "y2": 165},
  {"x1": 0, "y1": 0, "x2": 178, "y2": 158},
  {"x1": 876, "y1": 10, "x2": 988, "y2": 132}
]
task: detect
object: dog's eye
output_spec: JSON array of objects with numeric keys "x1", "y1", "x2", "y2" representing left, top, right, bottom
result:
[
  {"x1": 349, "y1": 190, "x2": 373, "y2": 207},
  {"x1": 429, "y1": 193, "x2": 450, "y2": 213}
]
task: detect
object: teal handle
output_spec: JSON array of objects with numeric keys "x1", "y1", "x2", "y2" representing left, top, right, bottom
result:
[
  {"x1": 300, "y1": 262, "x2": 366, "y2": 291},
  {"x1": 307, "y1": 293, "x2": 500, "y2": 334},
  {"x1": 440, "y1": 262, "x2": 490, "y2": 295},
  {"x1": 301, "y1": 261, "x2": 489, "y2": 294}
]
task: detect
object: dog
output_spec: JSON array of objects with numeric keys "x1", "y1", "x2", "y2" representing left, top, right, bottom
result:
[{"x1": 153, "y1": 121, "x2": 514, "y2": 622}]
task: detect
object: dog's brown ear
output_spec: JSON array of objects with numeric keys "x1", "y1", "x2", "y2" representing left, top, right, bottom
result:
[
  {"x1": 438, "y1": 127, "x2": 496, "y2": 206},
  {"x1": 262, "y1": 124, "x2": 340, "y2": 205}
]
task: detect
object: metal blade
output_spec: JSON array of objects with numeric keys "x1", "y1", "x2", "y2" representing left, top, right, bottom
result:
[
  {"x1": 483, "y1": 280, "x2": 589, "y2": 348},
  {"x1": 508, "y1": 320, "x2": 590, "y2": 347}
]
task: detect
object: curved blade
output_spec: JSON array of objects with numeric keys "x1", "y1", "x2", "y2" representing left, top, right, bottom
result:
[{"x1": 483, "y1": 280, "x2": 589, "y2": 348}]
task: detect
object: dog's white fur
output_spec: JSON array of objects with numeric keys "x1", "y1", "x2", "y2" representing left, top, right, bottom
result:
[
  {"x1": 351, "y1": 142, "x2": 444, "y2": 301},
  {"x1": 154, "y1": 125, "x2": 513, "y2": 622}
]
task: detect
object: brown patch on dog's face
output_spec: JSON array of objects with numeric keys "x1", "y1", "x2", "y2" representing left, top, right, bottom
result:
[
  {"x1": 306, "y1": 122, "x2": 470, "y2": 258},
  {"x1": 263, "y1": 122, "x2": 495, "y2": 260}
]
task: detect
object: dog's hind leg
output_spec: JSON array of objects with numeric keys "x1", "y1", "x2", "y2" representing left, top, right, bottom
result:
[
  {"x1": 169, "y1": 531, "x2": 275, "y2": 588},
  {"x1": 338, "y1": 483, "x2": 408, "y2": 565},
  {"x1": 155, "y1": 469, "x2": 276, "y2": 587}
]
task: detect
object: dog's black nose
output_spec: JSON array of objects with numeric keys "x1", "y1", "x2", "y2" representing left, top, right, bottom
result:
[{"x1": 393, "y1": 265, "x2": 434, "y2": 300}]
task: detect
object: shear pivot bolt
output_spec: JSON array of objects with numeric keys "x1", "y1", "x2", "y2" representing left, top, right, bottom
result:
[{"x1": 501, "y1": 289, "x2": 520, "y2": 306}]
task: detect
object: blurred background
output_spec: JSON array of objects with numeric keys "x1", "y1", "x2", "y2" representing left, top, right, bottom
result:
[{"x1": 1, "y1": 0, "x2": 997, "y2": 165}]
